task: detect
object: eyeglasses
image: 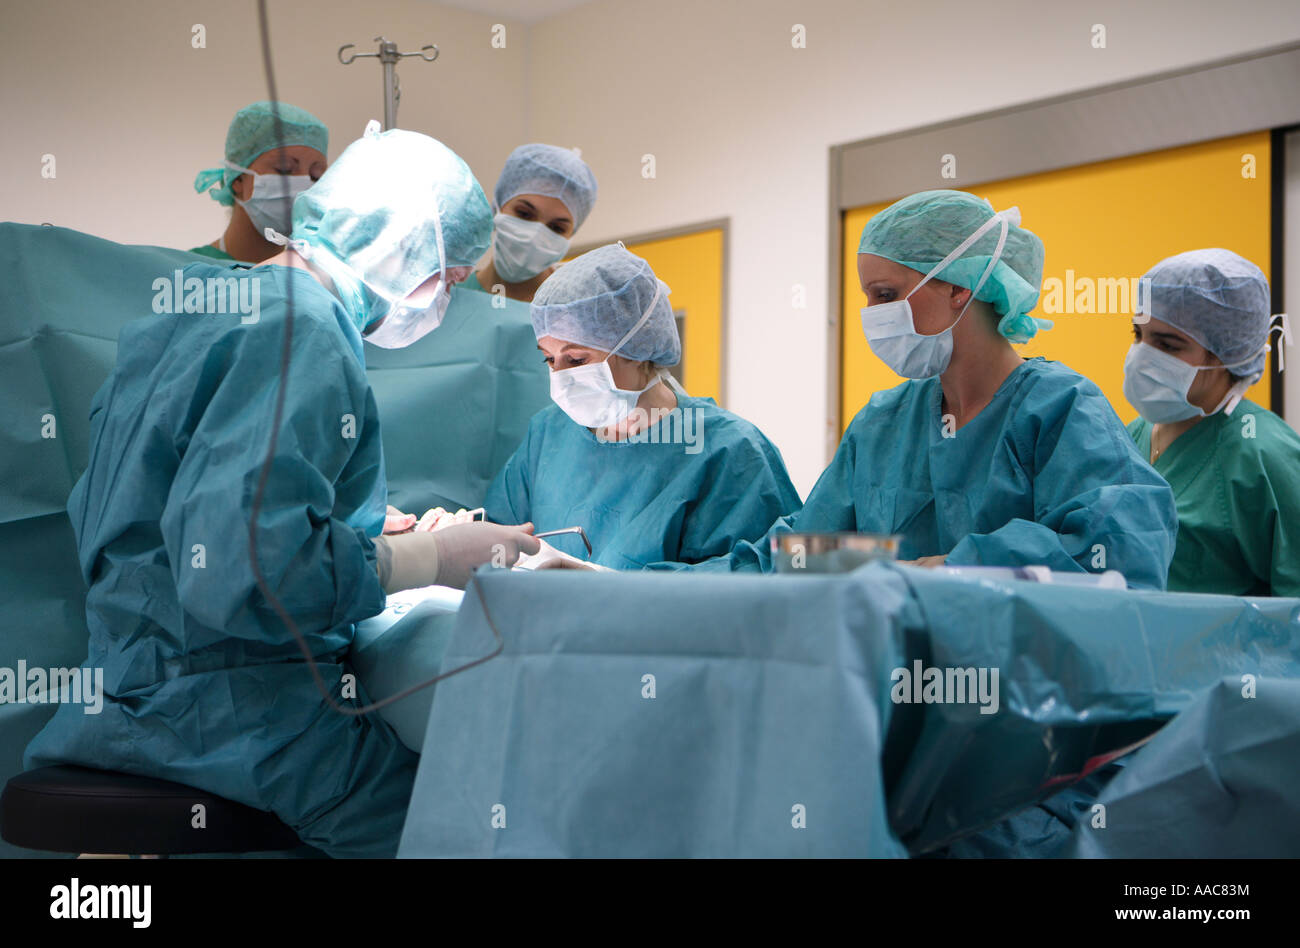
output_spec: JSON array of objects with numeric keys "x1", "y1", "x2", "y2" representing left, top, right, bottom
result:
[{"x1": 533, "y1": 526, "x2": 592, "y2": 557}]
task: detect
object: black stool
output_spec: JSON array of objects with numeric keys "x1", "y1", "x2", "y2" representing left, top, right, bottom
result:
[{"x1": 1, "y1": 766, "x2": 302, "y2": 856}]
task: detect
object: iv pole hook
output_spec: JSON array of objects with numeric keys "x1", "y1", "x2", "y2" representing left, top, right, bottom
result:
[{"x1": 336, "y1": 36, "x2": 440, "y2": 129}]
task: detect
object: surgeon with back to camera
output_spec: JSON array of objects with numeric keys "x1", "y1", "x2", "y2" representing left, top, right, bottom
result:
[
  {"x1": 1123, "y1": 248, "x2": 1298, "y2": 596},
  {"x1": 191, "y1": 101, "x2": 330, "y2": 263},
  {"x1": 486, "y1": 244, "x2": 802, "y2": 568},
  {"x1": 25, "y1": 121, "x2": 539, "y2": 858},
  {"x1": 664, "y1": 190, "x2": 1178, "y2": 588}
]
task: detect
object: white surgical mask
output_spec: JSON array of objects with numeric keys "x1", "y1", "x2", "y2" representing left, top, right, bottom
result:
[
  {"x1": 366, "y1": 196, "x2": 462, "y2": 348},
  {"x1": 363, "y1": 278, "x2": 454, "y2": 349},
  {"x1": 1122, "y1": 342, "x2": 1258, "y2": 424},
  {"x1": 550, "y1": 281, "x2": 666, "y2": 429},
  {"x1": 492, "y1": 212, "x2": 571, "y2": 282},
  {"x1": 860, "y1": 210, "x2": 1013, "y2": 379},
  {"x1": 228, "y1": 161, "x2": 314, "y2": 239},
  {"x1": 363, "y1": 194, "x2": 457, "y2": 349}
]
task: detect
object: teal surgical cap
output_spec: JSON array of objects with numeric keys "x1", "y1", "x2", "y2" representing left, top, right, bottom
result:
[
  {"x1": 495, "y1": 144, "x2": 598, "y2": 230},
  {"x1": 194, "y1": 101, "x2": 329, "y2": 206},
  {"x1": 1138, "y1": 248, "x2": 1273, "y2": 379},
  {"x1": 532, "y1": 244, "x2": 680, "y2": 365},
  {"x1": 859, "y1": 189, "x2": 1049, "y2": 343},
  {"x1": 291, "y1": 123, "x2": 493, "y2": 330}
]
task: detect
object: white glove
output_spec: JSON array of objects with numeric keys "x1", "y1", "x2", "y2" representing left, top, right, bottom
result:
[
  {"x1": 374, "y1": 522, "x2": 539, "y2": 593},
  {"x1": 415, "y1": 507, "x2": 448, "y2": 532},
  {"x1": 429, "y1": 521, "x2": 539, "y2": 589}
]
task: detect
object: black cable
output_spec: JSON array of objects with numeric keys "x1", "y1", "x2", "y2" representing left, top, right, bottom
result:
[{"x1": 247, "y1": 1, "x2": 506, "y2": 717}]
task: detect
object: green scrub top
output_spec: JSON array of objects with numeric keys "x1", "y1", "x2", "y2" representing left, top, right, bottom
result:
[
  {"x1": 188, "y1": 243, "x2": 235, "y2": 261},
  {"x1": 1129, "y1": 399, "x2": 1300, "y2": 596},
  {"x1": 462, "y1": 270, "x2": 494, "y2": 294}
]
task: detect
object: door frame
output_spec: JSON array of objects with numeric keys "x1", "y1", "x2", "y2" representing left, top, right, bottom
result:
[{"x1": 570, "y1": 217, "x2": 730, "y2": 403}]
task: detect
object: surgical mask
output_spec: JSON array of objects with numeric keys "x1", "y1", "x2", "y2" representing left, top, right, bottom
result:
[
  {"x1": 492, "y1": 211, "x2": 570, "y2": 282},
  {"x1": 1122, "y1": 342, "x2": 1259, "y2": 424},
  {"x1": 363, "y1": 194, "x2": 455, "y2": 349},
  {"x1": 227, "y1": 161, "x2": 314, "y2": 239},
  {"x1": 550, "y1": 281, "x2": 666, "y2": 429},
  {"x1": 363, "y1": 277, "x2": 453, "y2": 349},
  {"x1": 859, "y1": 210, "x2": 1013, "y2": 379}
]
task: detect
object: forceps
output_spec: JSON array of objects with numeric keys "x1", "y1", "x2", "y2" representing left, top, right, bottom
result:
[{"x1": 533, "y1": 526, "x2": 593, "y2": 556}]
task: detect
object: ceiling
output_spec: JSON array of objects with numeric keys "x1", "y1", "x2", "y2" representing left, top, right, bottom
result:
[{"x1": 431, "y1": 0, "x2": 594, "y2": 24}]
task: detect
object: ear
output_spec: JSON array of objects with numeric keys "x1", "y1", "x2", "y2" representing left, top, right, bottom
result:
[
  {"x1": 949, "y1": 283, "x2": 972, "y2": 311},
  {"x1": 231, "y1": 173, "x2": 250, "y2": 202}
]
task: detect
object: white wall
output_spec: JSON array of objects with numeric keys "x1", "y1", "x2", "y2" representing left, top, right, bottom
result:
[
  {"x1": 528, "y1": 0, "x2": 1300, "y2": 491},
  {"x1": 4, "y1": 0, "x2": 1298, "y2": 490},
  {"x1": 0, "y1": 0, "x2": 528, "y2": 250}
]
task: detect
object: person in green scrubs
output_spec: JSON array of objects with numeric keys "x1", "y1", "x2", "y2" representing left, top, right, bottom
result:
[
  {"x1": 190, "y1": 101, "x2": 329, "y2": 262},
  {"x1": 373, "y1": 144, "x2": 598, "y2": 525},
  {"x1": 1123, "y1": 248, "x2": 1298, "y2": 596}
]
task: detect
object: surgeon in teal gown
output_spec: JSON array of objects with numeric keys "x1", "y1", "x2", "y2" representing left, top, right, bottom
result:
[
  {"x1": 24, "y1": 124, "x2": 539, "y2": 858},
  {"x1": 682, "y1": 190, "x2": 1177, "y2": 591},
  {"x1": 373, "y1": 143, "x2": 599, "y2": 522},
  {"x1": 487, "y1": 244, "x2": 802, "y2": 568}
]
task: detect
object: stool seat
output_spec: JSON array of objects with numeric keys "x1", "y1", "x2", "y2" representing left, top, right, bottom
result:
[{"x1": 1, "y1": 766, "x2": 301, "y2": 855}]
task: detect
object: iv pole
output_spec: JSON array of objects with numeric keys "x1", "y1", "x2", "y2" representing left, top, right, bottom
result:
[{"x1": 337, "y1": 36, "x2": 439, "y2": 130}]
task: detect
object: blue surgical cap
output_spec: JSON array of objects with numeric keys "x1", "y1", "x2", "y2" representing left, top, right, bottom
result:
[
  {"x1": 1138, "y1": 248, "x2": 1272, "y2": 379},
  {"x1": 291, "y1": 123, "x2": 492, "y2": 329},
  {"x1": 532, "y1": 244, "x2": 680, "y2": 365},
  {"x1": 495, "y1": 144, "x2": 598, "y2": 231},
  {"x1": 859, "y1": 190, "x2": 1048, "y2": 342},
  {"x1": 194, "y1": 101, "x2": 329, "y2": 206}
]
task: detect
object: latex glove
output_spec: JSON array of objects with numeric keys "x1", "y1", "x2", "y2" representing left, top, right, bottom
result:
[
  {"x1": 383, "y1": 505, "x2": 416, "y2": 534},
  {"x1": 414, "y1": 507, "x2": 447, "y2": 532},
  {"x1": 373, "y1": 522, "x2": 539, "y2": 593},
  {"x1": 536, "y1": 558, "x2": 600, "y2": 571},
  {"x1": 430, "y1": 521, "x2": 539, "y2": 589},
  {"x1": 373, "y1": 532, "x2": 438, "y2": 593}
]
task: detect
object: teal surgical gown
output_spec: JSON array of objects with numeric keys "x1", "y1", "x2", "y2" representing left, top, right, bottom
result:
[
  {"x1": 485, "y1": 395, "x2": 802, "y2": 568},
  {"x1": 711, "y1": 358, "x2": 1177, "y2": 589},
  {"x1": 188, "y1": 244, "x2": 236, "y2": 261},
  {"x1": 24, "y1": 261, "x2": 418, "y2": 858},
  {"x1": 365, "y1": 271, "x2": 550, "y2": 514},
  {"x1": 1128, "y1": 399, "x2": 1300, "y2": 596}
]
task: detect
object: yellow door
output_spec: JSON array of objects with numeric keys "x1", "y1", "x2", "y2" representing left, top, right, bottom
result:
[
  {"x1": 622, "y1": 228, "x2": 726, "y2": 404},
  {"x1": 840, "y1": 131, "x2": 1273, "y2": 431}
]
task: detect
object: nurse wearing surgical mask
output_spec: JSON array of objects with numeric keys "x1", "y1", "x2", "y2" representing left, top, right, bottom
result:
[
  {"x1": 681, "y1": 190, "x2": 1177, "y2": 589},
  {"x1": 191, "y1": 101, "x2": 329, "y2": 263},
  {"x1": 376, "y1": 144, "x2": 598, "y2": 531},
  {"x1": 485, "y1": 244, "x2": 801, "y2": 568},
  {"x1": 26, "y1": 123, "x2": 539, "y2": 858},
  {"x1": 476, "y1": 143, "x2": 597, "y2": 301},
  {"x1": 1124, "y1": 248, "x2": 1298, "y2": 596}
]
